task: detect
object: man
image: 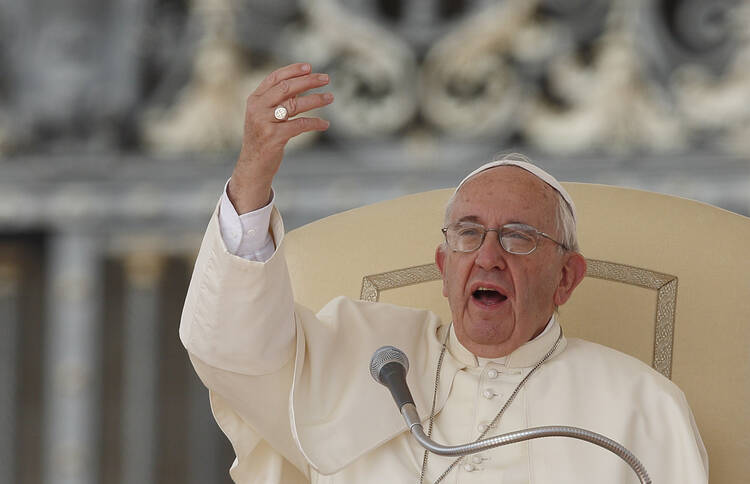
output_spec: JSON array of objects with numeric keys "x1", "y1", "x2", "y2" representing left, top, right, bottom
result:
[{"x1": 180, "y1": 63, "x2": 708, "y2": 483}]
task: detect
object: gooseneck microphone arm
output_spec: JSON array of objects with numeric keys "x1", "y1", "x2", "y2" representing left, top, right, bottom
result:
[
  {"x1": 370, "y1": 346, "x2": 652, "y2": 484},
  {"x1": 400, "y1": 403, "x2": 651, "y2": 483}
]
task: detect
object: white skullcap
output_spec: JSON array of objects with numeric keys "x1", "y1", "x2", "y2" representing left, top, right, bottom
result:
[{"x1": 455, "y1": 156, "x2": 577, "y2": 224}]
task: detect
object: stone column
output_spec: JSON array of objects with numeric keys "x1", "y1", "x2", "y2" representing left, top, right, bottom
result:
[
  {"x1": 121, "y1": 251, "x2": 163, "y2": 484},
  {"x1": 0, "y1": 258, "x2": 19, "y2": 484},
  {"x1": 42, "y1": 233, "x2": 102, "y2": 484}
]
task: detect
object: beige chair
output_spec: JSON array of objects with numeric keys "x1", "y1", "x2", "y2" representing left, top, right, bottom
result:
[{"x1": 284, "y1": 183, "x2": 750, "y2": 484}]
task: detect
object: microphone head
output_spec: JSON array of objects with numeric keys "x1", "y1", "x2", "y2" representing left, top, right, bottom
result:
[{"x1": 370, "y1": 345, "x2": 409, "y2": 384}]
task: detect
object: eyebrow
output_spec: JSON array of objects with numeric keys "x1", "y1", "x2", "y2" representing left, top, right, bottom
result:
[{"x1": 455, "y1": 215, "x2": 527, "y2": 226}]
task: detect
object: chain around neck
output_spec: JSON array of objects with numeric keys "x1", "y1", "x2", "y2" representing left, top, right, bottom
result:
[{"x1": 418, "y1": 323, "x2": 564, "y2": 484}]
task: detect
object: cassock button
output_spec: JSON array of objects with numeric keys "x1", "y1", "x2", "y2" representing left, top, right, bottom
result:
[
  {"x1": 477, "y1": 423, "x2": 488, "y2": 433},
  {"x1": 487, "y1": 368, "x2": 499, "y2": 379},
  {"x1": 482, "y1": 389, "x2": 496, "y2": 399},
  {"x1": 463, "y1": 464, "x2": 475, "y2": 472},
  {"x1": 472, "y1": 455, "x2": 484, "y2": 464}
]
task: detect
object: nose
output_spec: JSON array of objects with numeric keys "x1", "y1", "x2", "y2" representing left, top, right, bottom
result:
[{"x1": 474, "y1": 229, "x2": 508, "y2": 271}]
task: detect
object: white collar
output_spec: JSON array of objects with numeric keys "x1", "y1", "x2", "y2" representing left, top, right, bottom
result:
[{"x1": 449, "y1": 314, "x2": 560, "y2": 368}]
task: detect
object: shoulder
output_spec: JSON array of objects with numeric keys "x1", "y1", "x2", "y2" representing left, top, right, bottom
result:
[
  {"x1": 531, "y1": 338, "x2": 708, "y2": 482},
  {"x1": 558, "y1": 337, "x2": 686, "y2": 401},
  {"x1": 537, "y1": 337, "x2": 698, "y2": 441},
  {"x1": 294, "y1": 296, "x2": 444, "y2": 354},
  {"x1": 563, "y1": 337, "x2": 654, "y2": 368},
  {"x1": 316, "y1": 296, "x2": 441, "y2": 329}
]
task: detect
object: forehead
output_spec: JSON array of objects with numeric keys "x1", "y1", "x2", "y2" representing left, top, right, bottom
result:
[{"x1": 450, "y1": 166, "x2": 558, "y2": 225}]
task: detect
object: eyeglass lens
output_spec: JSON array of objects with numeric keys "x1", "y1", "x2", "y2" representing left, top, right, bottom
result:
[{"x1": 447, "y1": 224, "x2": 538, "y2": 254}]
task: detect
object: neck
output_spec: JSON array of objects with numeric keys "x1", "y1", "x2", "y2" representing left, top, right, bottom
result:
[{"x1": 451, "y1": 315, "x2": 557, "y2": 361}]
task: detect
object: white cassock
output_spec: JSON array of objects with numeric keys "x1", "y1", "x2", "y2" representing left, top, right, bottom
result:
[{"x1": 180, "y1": 206, "x2": 708, "y2": 484}]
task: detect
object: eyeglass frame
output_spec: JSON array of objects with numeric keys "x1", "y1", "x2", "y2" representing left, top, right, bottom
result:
[{"x1": 441, "y1": 221, "x2": 568, "y2": 255}]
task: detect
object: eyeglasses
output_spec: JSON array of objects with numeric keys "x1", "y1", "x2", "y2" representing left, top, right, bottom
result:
[{"x1": 441, "y1": 221, "x2": 567, "y2": 255}]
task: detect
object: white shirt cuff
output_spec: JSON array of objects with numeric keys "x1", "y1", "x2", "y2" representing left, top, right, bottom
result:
[{"x1": 218, "y1": 180, "x2": 276, "y2": 262}]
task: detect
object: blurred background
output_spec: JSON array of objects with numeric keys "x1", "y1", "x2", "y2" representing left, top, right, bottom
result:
[{"x1": 1, "y1": 0, "x2": 749, "y2": 483}]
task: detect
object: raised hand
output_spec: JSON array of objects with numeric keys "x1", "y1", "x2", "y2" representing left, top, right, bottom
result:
[{"x1": 228, "y1": 63, "x2": 334, "y2": 213}]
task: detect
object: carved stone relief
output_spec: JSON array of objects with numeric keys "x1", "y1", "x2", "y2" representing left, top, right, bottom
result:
[
  {"x1": 1, "y1": 0, "x2": 749, "y2": 156},
  {"x1": 142, "y1": 0, "x2": 261, "y2": 152},
  {"x1": 284, "y1": 0, "x2": 420, "y2": 137},
  {"x1": 669, "y1": 0, "x2": 750, "y2": 154},
  {"x1": 139, "y1": 0, "x2": 750, "y2": 155},
  {"x1": 523, "y1": 0, "x2": 688, "y2": 154},
  {"x1": 142, "y1": 0, "x2": 321, "y2": 152}
]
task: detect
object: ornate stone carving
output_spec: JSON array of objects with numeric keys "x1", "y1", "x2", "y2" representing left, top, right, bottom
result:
[
  {"x1": 281, "y1": 0, "x2": 419, "y2": 137},
  {"x1": 141, "y1": 0, "x2": 262, "y2": 152},
  {"x1": 523, "y1": 0, "x2": 688, "y2": 154},
  {"x1": 419, "y1": 1, "x2": 536, "y2": 138},
  {"x1": 0, "y1": 0, "x2": 157, "y2": 152},
  {"x1": 142, "y1": 0, "x2": 325, "y2": 152},
  {"x1": 1, "y1": 0, "x2": 750, "y2": 155},
  {"x1": 670, "y1": 0, "x2": 750, "y2": 155}
]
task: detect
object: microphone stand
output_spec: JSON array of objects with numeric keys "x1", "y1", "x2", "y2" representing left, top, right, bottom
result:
[
  {"x1": 369, "y1": 345, "x2": 652, "y2": 483},
  {"x1": 400, "y1": 403, "x2": 652, "y2": 484}
]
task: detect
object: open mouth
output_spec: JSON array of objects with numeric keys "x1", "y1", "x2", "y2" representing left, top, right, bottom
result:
[{"x1": 472, "y1": 287, "x2": 508, "y2": 306}]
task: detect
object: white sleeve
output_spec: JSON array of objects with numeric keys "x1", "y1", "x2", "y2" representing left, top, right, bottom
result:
[{"x1": 218, "y1": 180, "x2": 277, "y2": 262}]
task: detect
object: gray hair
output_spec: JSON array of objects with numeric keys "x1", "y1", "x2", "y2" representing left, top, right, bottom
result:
[
  {"x1": 443, "y1": 160, "x2": 580, "y2": 254},
  {"x1": 553, "y1": 189, "x2": 579, "y2": 253}
]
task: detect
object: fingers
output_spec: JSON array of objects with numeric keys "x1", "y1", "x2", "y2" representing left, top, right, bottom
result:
[
  {"x1": 263, "y1": 73, "x2": 330, "y2": 109},
  {"x1": 232, "y1": 64, "x2": 332, "y2": 214},
  {"x1": 254, "y1": 63, "x2": 311, "y2": 97},
  {"x1": 277, "y1": 117, "x2": 331, "y2": 140},
  {"x1": 240, "y1": 63, "x2": 332, "y2": 154},
  {"x1": 274, "y1": 92, "x2": 334, "y2": 121}
]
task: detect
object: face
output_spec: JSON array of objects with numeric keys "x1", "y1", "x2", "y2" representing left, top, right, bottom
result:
[{"x1": 435, "y1": 167, "x2": 586, "y2": 358}]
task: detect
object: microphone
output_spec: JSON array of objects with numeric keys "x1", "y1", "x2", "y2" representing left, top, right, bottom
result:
[
  {"x1": 369, "y1": 345, "x2": 414, "y2": 410},
  {"x1": 369, "y1": 346, "x2": 652, "y2": 484}
]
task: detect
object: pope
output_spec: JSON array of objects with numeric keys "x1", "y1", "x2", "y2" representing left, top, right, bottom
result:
[{"x1": 180, "y1": 63, "x2": 708, "y2": 483}]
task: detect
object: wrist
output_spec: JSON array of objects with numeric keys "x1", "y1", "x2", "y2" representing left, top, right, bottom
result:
[{"x1": 227, "y1": 173, "x2": 273, "y2": 214}]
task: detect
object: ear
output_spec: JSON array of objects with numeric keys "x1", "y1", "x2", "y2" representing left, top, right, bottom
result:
[
  {"x1": 553, "y1": 252, "x2": 587, "y2": 306},
  {"x1": 435, "y1": 244, "x2": 448, "y2": 297}
]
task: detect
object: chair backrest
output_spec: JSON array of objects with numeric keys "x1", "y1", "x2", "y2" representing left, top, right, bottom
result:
[{"x1": 283, "y1": 183, "x2": 750, "y2": 484}]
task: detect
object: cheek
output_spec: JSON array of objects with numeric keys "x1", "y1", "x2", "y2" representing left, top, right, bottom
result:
[
  {"x1": 512, "y1": 265, "x2": 558, "y2": 312},
  {"x1": 530, "y1": 270, "x2": 561, "y2": 310},
  {"x1": 445, "y1": 258, "x2": 472, "y2": 301}
]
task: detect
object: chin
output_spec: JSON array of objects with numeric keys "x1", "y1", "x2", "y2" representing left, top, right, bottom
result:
[{"x1": 461, "y1": 317, "x2": 515, "y2": 347}]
